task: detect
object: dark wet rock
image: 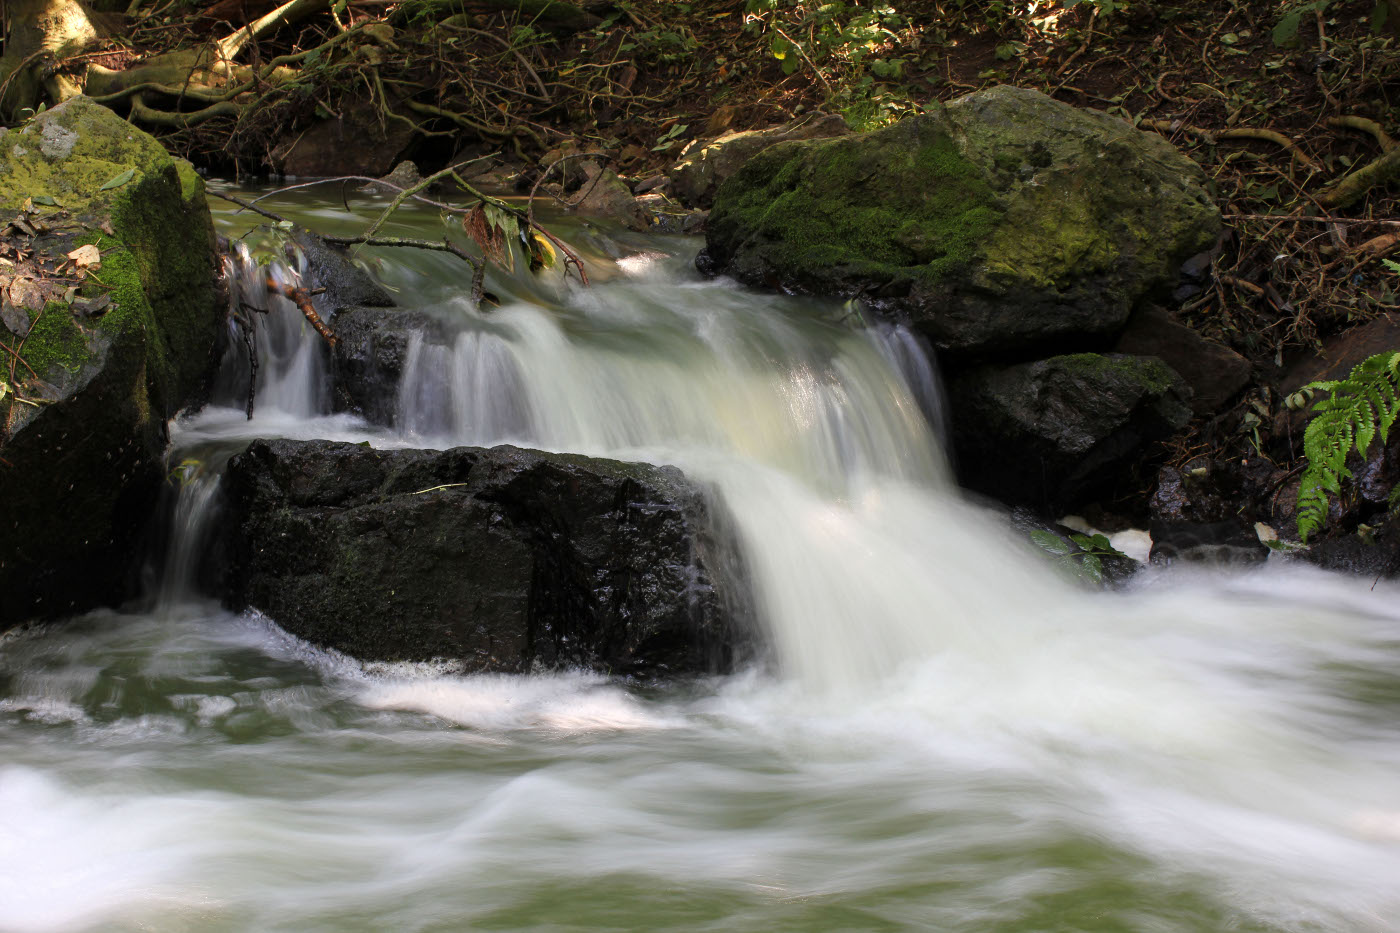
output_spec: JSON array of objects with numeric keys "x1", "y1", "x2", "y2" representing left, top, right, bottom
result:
[
  {"x1": 669, "y1": 113, "x2": 849, "y2": 209},
  {"x1": 1114, "y1": 306, "x2": 1251, "y2": 414},
  {"x1": 1149, "y1": 518, "x2": 1267, "y2": 566},
  {"x1": 1151, "y1": 462, "x2": 1236, "y2": 524},
  {"x1": 222, "y1": 439, "x2": 752, "y2": 675},
  {"x1": 0, "y1": 98, "x2": 220, "y2": 628},
  {"x1": 330, "y1": 307, "x2": 446, "y2": 425},
  {"x1": 949, "y1": 353, "x2": 1192, "y2": 511},
  {"x1": 1297, "y1": 516, "x2": 1400, "y2": 578},
  {"x1": 288, "y1": 229, "x2": 395, "y2": 312},
  {"x1": 698, "y1": 86, "x2": 1219, "y2": 360}
]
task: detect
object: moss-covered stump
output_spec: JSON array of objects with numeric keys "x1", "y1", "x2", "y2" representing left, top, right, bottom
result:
[
  {"x1": 949, "y1": 353, "x2": 1191, "y2": 512},
  {"x1": 0, "y1": 96, "x2": 220, "y2": 628},
  {"x1": 698, "y1": 86, "x2": 1220, "y2": 360},
  {"x1": 222, "y1": 439, "x2": 752, "y2": 676}
]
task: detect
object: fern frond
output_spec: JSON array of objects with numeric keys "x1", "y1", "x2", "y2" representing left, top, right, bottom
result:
[{"x1": 1295, "y1": 350, "x2": 1400, "y2": 543}]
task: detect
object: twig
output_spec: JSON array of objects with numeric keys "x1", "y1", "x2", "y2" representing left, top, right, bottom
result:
[
  {"x1": 1224, "y1": 213, "x2": 1400, "y2": 226},
  {"x1": 769, "y1": 23, "x2": 833, "y2": 97},
  {"x1": 1055, "y1": 6, "x2": 1099, "y2": 79}
]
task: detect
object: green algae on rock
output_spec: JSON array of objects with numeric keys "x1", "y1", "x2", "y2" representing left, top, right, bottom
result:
[
  {"x1": 698, "y1": 86, "x2": 1221, "y2": 360},
  {"x1": 0, "y1": 96, "x2": 220, "y2": 629}
]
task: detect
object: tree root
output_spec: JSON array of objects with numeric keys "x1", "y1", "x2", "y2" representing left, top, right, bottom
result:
[
  {"x1": 128, "y1": 92, "x2": 241, "y2": 126},
  {"x1": 1317, "y1": 147, "x2": 1400, "y2": 210},
  {"x1": 1143, "y1": 119, "x2": 1321, "y2": 172},
  {"x1": 1316, "y1": 117, "x2": 1400, "y2": 210}
]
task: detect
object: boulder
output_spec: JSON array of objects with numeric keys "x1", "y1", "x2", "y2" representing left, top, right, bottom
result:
[
  {"x1": 1114, "y1": 306, "x2": 1252, "y2": 414},
  {"x1": 668, "y1": 112, "x2": 849, "y2": 209},
  {"x1": 222, "y1": 439, "x2": 751, "y2": 675},
  {"x1": 949, "y1": 353, "x2": 1191, "y2": 510},
  {"x1": 0, "y1": 97, "x2": 220, "y2": 627},
  {"x1": 698, "y1": 86, "x2": 1220, "y2": 360}
]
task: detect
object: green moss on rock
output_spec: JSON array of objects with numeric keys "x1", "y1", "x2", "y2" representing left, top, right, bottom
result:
[
  {"x1": 0, "y1": 97, "x2": 221, "y2": 630},
  {"x1": 701, "y1": 86, "x2": 1222, "y2": 359},
  {"x1": 20, "y1": 301, "x2": 87, "y2": 379}
]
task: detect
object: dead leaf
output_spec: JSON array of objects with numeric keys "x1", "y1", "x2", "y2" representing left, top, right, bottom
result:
[
  {"x1": 67, "y1": 244, "x2": 101, "y2": 269},
  {"x1": 9, "y1": 278, "x2": 44, "y2": 312},
  {"x1": 0, "y1": 302, "x2": 30, "y2": 337}
]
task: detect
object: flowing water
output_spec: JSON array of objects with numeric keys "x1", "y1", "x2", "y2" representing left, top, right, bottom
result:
[{"x1": 4, "y1": 190, "x2": 1400, "y2": 932}]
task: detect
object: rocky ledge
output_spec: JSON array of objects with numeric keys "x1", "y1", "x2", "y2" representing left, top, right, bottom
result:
[{"x1": 222, "y1": 439, "x2": 751, "y2": 676}]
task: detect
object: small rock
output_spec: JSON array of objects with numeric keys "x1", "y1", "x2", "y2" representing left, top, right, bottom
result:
[
  {"x1": 633, "y1": 174, "x2": 670, "y2": 195},
  {"x1": 568, "y1": 162, "x2": 648, "y2": 231}
]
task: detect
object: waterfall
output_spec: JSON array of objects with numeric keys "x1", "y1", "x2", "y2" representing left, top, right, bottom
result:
[{"x1": 10, "y1": 210, "x2": 1394, "y2": 933}]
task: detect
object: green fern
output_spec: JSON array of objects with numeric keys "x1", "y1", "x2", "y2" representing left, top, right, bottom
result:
[{"x1": 1294, "y1": 351, "x2": 1400, "y2": 542}]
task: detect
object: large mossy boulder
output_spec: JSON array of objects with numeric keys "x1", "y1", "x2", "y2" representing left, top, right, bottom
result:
[
  {"x1": 698, "y1": 86, "x2": 1220, "y2": 360},
  {"x1": 222, "y1": 439, "x2": 751, "y2": 675},
  {"x1": 0, "y1": 97, "x2": 220, "y2": 628},
  {"x1": 949, "y1": 353, "x2": 1191, "y2": 511}
]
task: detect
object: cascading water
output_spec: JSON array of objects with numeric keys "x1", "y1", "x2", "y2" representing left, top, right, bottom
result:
[{"x1": 3, "y1": 193, "x2": 1400, "y2": 933}]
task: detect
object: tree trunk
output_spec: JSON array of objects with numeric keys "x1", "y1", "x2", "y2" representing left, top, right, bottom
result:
[{"x1": 0, "y1": 0, "x2": 99, "y2": 119}]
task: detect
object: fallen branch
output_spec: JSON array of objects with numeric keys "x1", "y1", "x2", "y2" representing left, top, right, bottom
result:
[
  {"x1": 1353, "y1": 231, "x2": 1400, "y2": 259},
  {"x1": 265, "y1": 276, "x2": 336, "y2": 346},
  {"x1": 1224, "y1": 213, "x2": 1400, "y2": 226}
]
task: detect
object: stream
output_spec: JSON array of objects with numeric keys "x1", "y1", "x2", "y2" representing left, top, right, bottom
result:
[{"x1": 3, "y1": 188, "x2": 1400, "y2": 932}]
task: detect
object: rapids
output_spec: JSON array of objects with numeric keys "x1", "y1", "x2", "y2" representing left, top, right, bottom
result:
[{"x1": 2, "y1": 190, "x2": 1400, "y2": 932}]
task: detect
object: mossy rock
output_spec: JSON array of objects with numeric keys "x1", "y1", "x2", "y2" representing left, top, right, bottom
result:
[
  {"x1": 0, "y1": 96, "x2": 220, "y2": 628},
  {"x1": 948, "y1": 353, "x2": 1192, "y2": 511},
  {"x1": 698, "y1": 86, "x2": 1221, "y2": 360}
]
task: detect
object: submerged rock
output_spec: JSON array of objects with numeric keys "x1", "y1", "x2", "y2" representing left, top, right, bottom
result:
[
  {"x1": 1148, "y1": 519, "x2": 1268, "y2": 566},
  {"x1": 949, "y1": 353, "x2": 1191, "y2": 511},
  {"x1": 0, "y1": 97, "x2": 220, "y2": 628},
  {"x1": 698, "y1": 86, "x2": 1220, "y2": 360},
  {"x1": 222, "y1": 439, "x2": 751, "y2": 675}
]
